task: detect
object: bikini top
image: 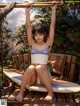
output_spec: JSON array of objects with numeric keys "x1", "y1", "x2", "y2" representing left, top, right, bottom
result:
[
  {"x1": 31, "y1": 47, "x2": 48, "y2": 55},
  {"x1": 30, "y1": 45, "x2": 49, "y2": 64}
]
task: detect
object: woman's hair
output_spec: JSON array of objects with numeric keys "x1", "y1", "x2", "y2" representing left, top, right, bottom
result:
[{"x1": 32, "y1": 20, "x2": 49, "y2": 42}]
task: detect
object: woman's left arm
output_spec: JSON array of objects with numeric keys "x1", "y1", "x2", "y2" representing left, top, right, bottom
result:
[{"x1": 48, "y1": 5, "x2": 57, "y2": 46}]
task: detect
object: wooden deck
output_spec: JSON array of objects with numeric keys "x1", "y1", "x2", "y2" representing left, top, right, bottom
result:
[
  {"x1": 1, "y1": 83, "x2": 80, "y2": 106},
  {"x1": 1, "y1": 53, "x2": 80, "y2": 106}
]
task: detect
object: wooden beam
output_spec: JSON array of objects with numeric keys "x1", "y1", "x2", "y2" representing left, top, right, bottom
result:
[
  {"x1": 0, "y1": 1, "x2": 63, "y2": 8},
  {"x1": 0, "y1": 1, "x2": 80, "y2": 8}
]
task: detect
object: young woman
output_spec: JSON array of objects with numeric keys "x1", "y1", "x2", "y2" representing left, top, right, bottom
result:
[{"x1": 16, "y1": 3, "x2": 57, "y2": 102}]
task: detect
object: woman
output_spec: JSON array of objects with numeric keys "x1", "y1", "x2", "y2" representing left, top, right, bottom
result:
[{"x1": 16, "y1": 3, "x2": 57, "y2": 102}]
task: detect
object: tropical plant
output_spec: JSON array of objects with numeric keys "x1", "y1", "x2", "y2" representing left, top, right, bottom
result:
[
  {"x1": 14, "y1": 24, "x2": 28, "y2": 54},
  {"x1": 0, "y1": 19, "x2": 13, "y2": 66}
]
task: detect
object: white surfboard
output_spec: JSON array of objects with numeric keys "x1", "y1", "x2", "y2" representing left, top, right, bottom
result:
[{"x1": 3, "y1": 69, "x2": 80, "y2": 93}]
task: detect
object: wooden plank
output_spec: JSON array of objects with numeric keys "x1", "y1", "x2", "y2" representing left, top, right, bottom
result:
[
  {"x1": 63, "y1": 93, "x2": 73, "y2": 103},
  {"x1": 7, "y1": 101, "x2": 78, "y2": 106},
  {"x1": 23, "y1": 54, "x2": 30, "y2": 71},
  {"x1": 1, "y1": 84, "x2": 13, "y2": 99},
  {"x1": 2, "y1": 84, "x2": 78, "y2": 105},
  {"x1": 12, "y1": 56, "x2": 18, "y2": 69},
  {"x1": 8, "y1": 89, "x2": 20, "y2": 101},
  {"x1": 32, "y1": 91, "x2": 42, "y2": 102},
  {"x1": 66, "y1": 55, "x2": 72, "y2": 63},
  {"x1": 73, "y1": 93, "x2": 80, "y2": 103},
  {"x1": 24, "y1": 90, "x2": 34, "y2": 101},
  {"x1": 69, "y1": 56, "x2": 77, "y2": 81},
  {"x1": 38, "y1": 92, "x2": 47, "y2": 101},
  {"x1": 57, "y1": 93, "x2": 65, "y2": 102}
]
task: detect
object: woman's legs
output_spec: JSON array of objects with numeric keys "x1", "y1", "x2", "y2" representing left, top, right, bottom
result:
[
  {"x1": 36, "y1": 65, "x2": 53, "y2": 101},
  {"x1": 16, "y1": 65, "x2": 37, "y2": 102}
]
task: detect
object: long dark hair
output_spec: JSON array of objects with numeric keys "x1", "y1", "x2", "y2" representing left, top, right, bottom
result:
[{"x1": 32, "y1": 20, "x2": 49, "y2": 42}]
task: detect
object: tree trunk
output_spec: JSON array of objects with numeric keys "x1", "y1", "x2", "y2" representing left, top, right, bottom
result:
[{"x1": 0, "y1": 2, "x2": 16, "y2": 19}]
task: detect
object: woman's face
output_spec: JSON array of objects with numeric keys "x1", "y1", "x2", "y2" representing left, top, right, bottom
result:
[{"x1": 34, "y1": 32, "x2": 45, "y2": 43}]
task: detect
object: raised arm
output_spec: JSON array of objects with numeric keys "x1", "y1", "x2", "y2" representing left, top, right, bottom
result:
[
  {"x1": 26, "y1": 4, "x2": 34, "y2": 46},
  {"x1": 48, "y1": 5, "x2": 57, "y2": 46}
]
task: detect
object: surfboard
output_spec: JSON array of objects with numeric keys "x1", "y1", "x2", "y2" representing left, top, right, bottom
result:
[{"x1": 3, "y1": 69, "x2": 80, "y2": 93}]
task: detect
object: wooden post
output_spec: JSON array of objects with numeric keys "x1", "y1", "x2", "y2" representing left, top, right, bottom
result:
[
  {"x1": 17, "y1": 55, "x2": 24, "y2": 71},
  {"x1": 68, "y1": 56, "x2": 77, "y2": 81},
  {"x1": 23, "y1": 54, "x2": 29, "y2": 71},
  {"x1": 12, "y1": 55, "x2": 18, "y2": 69}
]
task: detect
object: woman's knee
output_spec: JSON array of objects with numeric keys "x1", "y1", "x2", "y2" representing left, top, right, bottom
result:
[
  {"x1": 36, "y1": 65, "x2": 41, "y2": 70},
  {"x1": 28, "y1": 65, "x2": 35, "y2": 70},
  {"x1": 36, "y1": 65, "x2": 44, "y2": 73},
  {"x1": 25, "y1": 65, "x2": 36, "y2": 74}
]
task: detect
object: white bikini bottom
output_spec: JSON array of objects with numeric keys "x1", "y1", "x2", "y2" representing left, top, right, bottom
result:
[{"x1": 37, "y1": 66, "x2": 51, "y2": 84}]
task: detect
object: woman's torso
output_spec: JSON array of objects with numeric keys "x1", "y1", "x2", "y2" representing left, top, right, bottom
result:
[{"x1": 30, "y1": 43, "x2": 50, "y2": 65}]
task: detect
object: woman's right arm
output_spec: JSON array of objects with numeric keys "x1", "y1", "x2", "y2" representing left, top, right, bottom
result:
[{"x1": 26, "y1": 4, "x2": 34, "y2": 46}]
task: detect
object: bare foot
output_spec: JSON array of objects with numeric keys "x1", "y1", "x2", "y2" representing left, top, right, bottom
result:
[
  {"x1": 16, "y1": 92, "x2": 23, "y2": 102},
  {"x1": 45, "y1": 93, "x2": 54, "y2": 101}
]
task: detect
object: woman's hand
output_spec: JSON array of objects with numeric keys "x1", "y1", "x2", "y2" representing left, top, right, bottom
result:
[
  {"x1": 51, "y1": 3, "x2": 57, "y2": 10},
  {"x1": 26, "y1": 3, "x2": 32, "y2": 13}
]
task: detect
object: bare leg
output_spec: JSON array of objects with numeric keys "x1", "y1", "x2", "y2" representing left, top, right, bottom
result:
[
  {"x1": 16, "y1": 65, "x2": 37, "y2": 102},
  {"x1": 36, "y1": 65, "x2": 53, "y2": 101}
]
